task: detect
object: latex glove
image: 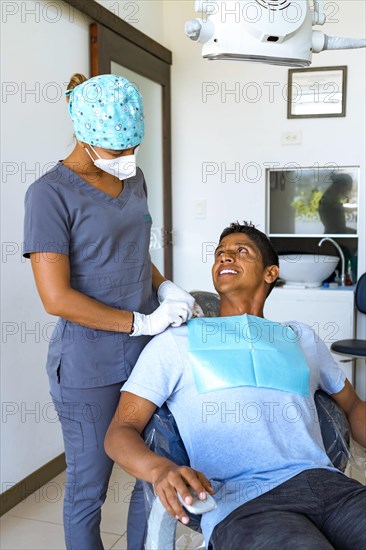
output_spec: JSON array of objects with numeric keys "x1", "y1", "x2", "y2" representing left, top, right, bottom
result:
[
  {"x1": 157, "y1": 280, "x2": 196, "y2": 317},
  {"x1": 130, "y1": 299, "x2": 190, "y2": 337},
  {"x1": 157, "y1": 280, "x2": 195, "y2": 304}
]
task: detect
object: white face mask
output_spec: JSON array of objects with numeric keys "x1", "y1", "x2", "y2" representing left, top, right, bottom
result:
[{"x1": 85, "y1": 145, "x2": 140, "y2": 180}]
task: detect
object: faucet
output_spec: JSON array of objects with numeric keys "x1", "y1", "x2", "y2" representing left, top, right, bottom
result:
[{"x1": 318, "y1": 237, "x2": 346, "y2": 286}]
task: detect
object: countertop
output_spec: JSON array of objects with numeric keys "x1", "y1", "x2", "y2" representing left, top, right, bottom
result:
[{"x1": 275, "y1": 285, "x2": 356, "y2": 291}]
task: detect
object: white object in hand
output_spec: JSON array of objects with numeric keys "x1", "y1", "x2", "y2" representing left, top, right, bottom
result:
[
  {"x1": 177, "y1": 488, "x2": 217, "y2": 515},
  {"x1": 130, "y1": 299, "x2": 190, "y2": 337}
]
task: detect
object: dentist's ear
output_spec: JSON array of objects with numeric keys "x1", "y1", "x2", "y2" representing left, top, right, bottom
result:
[{"x1": 265, "y1": 265, "x2": 279, "y2": 284}]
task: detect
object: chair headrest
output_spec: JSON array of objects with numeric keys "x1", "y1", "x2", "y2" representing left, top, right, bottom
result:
[
  {"x1": 355, "y1": 273, "x2": 366, "y2": 314},
  {"x1": 190, "y1": 290, "x2": 220, "y2": 317}
]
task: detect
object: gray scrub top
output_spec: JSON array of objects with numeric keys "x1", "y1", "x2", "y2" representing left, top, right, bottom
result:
[{"x1": 23, "y1": 162, "x2": 159, "y2": 388}]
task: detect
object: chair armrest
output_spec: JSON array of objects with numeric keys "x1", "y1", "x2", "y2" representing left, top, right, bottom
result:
[
  {"x1": 145, "y1": 496, "x2": 178, "y2": 550},
  {"x1": 314, "y1": 389, "x2": 350, "y2": 471}
]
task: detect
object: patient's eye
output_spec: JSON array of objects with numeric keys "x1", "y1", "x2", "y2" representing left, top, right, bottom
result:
[{"x1": 238, "y1": 247, "x2": 248, "y2": 253}]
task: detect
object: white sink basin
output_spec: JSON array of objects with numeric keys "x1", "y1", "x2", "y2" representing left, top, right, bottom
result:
[{"x1": 279, "y1": 254, "x2": 340, "y2": 288}]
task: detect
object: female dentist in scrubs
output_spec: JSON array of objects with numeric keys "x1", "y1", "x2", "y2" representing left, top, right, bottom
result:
[{"x1": 23, "y1": 73, "x2": 196, "y2": 550}]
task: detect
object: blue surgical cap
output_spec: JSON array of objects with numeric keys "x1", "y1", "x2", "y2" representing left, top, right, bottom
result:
[{"x1": 65, "y1": 74, "x2": 144, "y2": 150}]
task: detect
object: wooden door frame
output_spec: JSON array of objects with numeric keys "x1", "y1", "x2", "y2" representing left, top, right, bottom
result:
[{"x1": 63, "y1": 0, "x2": 173, "y2": 278}]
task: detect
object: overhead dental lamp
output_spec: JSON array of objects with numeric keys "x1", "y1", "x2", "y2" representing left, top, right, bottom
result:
[{"x1": 185, "y1": 0, "x2": 366, "y2": 67}]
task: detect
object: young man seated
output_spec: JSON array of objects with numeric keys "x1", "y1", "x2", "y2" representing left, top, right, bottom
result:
[{"x1": 105, "y1": 222, "x2": 366, "y2": 550}]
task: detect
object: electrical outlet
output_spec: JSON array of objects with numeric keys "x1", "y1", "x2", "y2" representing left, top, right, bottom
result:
[
  {"x1": 194, "y1": 200, "x2": 207, "y2": 219},
  {"x1": 282, "y1": 131, "x2": 302, "y2": 145}
]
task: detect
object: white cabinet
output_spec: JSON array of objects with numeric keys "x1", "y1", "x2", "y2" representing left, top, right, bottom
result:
[{"x1": 264, "y1": 287, "x2": 355, "y2": 384}]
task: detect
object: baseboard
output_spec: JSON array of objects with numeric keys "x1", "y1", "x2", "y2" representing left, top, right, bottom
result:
[{"x1": 0, "y1": 453, "x2": 66, "y2": 516}]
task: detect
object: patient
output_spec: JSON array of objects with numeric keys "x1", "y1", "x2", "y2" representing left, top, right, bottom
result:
[{"x1": 105, "y1": 222, "x2": 366, "y2": 550}]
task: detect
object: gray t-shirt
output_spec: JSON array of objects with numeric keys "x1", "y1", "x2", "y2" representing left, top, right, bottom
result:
[{"x1": 123, "y1": 321, "x2": 346, "y2": 544}]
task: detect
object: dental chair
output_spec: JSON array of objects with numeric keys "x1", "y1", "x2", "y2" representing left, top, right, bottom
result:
[
  {"x1": 143, "y1": 291, "x2": 351, "y2": 550},
  {"x1": 330, "y1": 273, "x2": 366, "y2": 360}
]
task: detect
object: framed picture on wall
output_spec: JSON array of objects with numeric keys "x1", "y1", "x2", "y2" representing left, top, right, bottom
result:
[{"x1": 287, "y1": 66, "x2": 347, "y2": 119}]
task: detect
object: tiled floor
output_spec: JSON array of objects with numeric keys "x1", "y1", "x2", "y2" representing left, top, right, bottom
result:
[
  {"x1": 0, "y1": 465, "x2": 196, "y2": 550},
  {"x1": 1, "y1": 466, "x2": 129, "y2": 550},
  {"x1": 1, "y1": 458, "x2": 365, "y2": 550}
]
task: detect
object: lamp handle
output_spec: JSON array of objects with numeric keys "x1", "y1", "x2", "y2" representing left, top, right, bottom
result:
[{"x1": 313, "y1": 0, "x2": 326, "y2": 25}]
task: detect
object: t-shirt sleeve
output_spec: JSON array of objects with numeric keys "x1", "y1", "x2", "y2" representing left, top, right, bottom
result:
[
  {"x1": 316, "y1": 335, "x2": 346, "y2": 395},
  {"x1": 122, "y1": 329, "x2": 183, "y2": 407},
  {"x1": 23, "y1": 181, "x2": 70, "y2": 259}
]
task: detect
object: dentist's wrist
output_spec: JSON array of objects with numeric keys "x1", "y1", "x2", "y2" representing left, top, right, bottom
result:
[
  {"x1": 129, "y1": 311, "x2": 146, "y2": 337},
  {"x1": 129, "y1": 312, "x2": 135, "y2": 335}
]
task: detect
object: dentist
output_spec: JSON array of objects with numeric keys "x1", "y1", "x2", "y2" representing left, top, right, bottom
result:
[{"x1": 23, "y1": 73, "x2": 195, "y2": 550}]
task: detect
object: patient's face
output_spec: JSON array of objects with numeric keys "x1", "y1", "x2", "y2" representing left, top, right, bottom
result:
[{"x1": 212, "y1": 233, "x2": 266, "y2": 296}]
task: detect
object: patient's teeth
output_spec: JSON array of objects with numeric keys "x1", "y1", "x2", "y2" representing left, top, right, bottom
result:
[{"x1": 220, "y1": 269, "x2": 237, "y2": 275}]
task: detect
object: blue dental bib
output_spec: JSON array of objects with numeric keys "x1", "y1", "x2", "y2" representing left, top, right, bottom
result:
[{"x1": 187, "y1": 314, "x2": 310, "y2": 397}]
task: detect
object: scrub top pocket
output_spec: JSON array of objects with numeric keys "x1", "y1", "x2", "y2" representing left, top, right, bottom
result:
[{"x1": 60, "y1": 322, "x2": 126, "y2": 388}]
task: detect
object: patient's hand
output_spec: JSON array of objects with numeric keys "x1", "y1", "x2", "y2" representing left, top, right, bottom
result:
[{"x1": 152, "y1": 464, "x2": 214, "y2": 525}]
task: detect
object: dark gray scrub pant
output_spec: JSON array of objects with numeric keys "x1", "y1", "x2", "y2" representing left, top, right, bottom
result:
[
  {"x1": 51, "y1": 381, "x2": 147, "y2": 550},
  {"x1": 209, "y1": 468, "x2": 366, "y2": 550}
]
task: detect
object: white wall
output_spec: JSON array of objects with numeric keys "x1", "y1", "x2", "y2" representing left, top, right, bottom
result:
[
  {"x1": 0, "y1": 0, "x2": 165, "y2": 489},
  {"x1": 162, "y1": 0, "x2": 366, "y2": 398},
  {"x1": 162, "y1": 0, "x2": 365, "y2": 291},
  {"x1": 1, "y1": 1, "x2": 91, "y2": 489},
  {"x1": 95, "y1": 0, "x2": 164, "y2": 44},
  {"x1": 164, "y1": 0, "x2": 366, "y2": 399}
]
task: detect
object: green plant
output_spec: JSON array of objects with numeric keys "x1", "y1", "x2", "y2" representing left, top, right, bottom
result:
[{"x1": 291, "y1": 190, "x2": 323, "y2": 220}]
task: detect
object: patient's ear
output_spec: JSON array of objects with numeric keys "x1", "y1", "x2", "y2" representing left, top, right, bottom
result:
[{"x1": 264, "y1": 264, "x2": 279, "y2": 284}]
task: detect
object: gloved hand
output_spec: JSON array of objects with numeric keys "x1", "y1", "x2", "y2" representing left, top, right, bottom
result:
[
  {"x1": 157, "y1": 280, "x2": 197, "y2": 318},
  {"x1": 130, "y1": 299, "x2": 191, "y2": 337},
  {"x1": 157, "y1": 280, "x2": 194, "y2": 304},
  {"x1": 158, "y1": 280, "x2": 205, "y2": 320}
]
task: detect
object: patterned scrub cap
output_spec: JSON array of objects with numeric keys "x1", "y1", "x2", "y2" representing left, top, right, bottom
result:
[{"x1": 65, "y1": 74, "x2": 144, "y2": 150}]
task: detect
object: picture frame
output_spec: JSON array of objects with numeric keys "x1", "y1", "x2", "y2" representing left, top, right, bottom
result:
[{"x1": 287, "y1": 66, "x2": 347, "y2": 119}]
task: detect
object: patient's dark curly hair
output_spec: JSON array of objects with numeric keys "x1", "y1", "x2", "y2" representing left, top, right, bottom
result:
[{"x1": 219, "y1": 221, "x2": 279, "y2": 295}]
